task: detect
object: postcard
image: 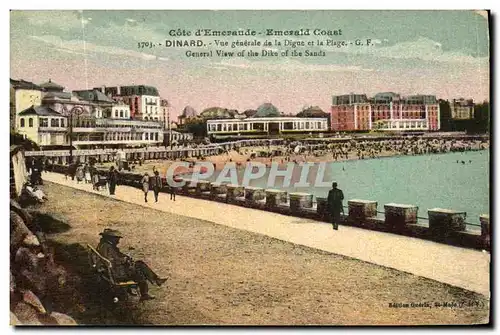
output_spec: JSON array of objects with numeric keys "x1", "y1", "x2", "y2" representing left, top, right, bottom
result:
[{"x1": 9, "y1": 9, "x2": 490, "y2": 326}]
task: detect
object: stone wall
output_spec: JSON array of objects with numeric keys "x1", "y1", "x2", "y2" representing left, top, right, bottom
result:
[{"x1": 10, "y1": 199, "x2": 78, "y2": 326}]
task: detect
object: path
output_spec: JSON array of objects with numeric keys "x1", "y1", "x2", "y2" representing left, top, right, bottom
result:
[{"x1": 42, "y1": 172, "x2": 490, "y2": 297}]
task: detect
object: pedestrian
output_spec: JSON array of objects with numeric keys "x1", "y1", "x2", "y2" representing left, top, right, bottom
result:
[
  {"x1": 84, "y1": 164, "x2": 92, "y2": 184},
  {"x1": 141, "y1": 172, "x2": 150, "y2": 203},
  {"x1": 92, "y1": 167, "x2": 100, "y2": 191},
  {"x1": 108, "y1": 166, "x2": 118, "y2": 195},
  {"x1": 67, "y1": 162, "x2": 77, "y2": 181},
  {"x1": 151, "y1": 170, "x2": 163, "y2": 203},
  {"x1": 169, "y1": 177, "x2": 177, "y2": 201},
  {"x1": 327, "y1": 182, "x2": 344, "y2": 230},
  {"x1": 75, "y1": 164, "x2": 84, "y2": 184}
]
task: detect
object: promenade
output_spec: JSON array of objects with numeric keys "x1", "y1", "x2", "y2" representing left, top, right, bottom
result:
[{"x1": 42, "y1": 171, "x2": 490, "y2": 297}]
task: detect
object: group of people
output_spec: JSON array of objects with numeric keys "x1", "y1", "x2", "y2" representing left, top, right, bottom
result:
[
  {"x1": 66, "y1": 163, "x2": 120, "y2": 195},
  {"x1": 140, "y1": 168, "x2": 177, "y2": 203}
]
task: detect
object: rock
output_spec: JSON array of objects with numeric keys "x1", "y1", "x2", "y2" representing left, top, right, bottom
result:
[
  {"x1": 49, "y1": 312, "x2": 77, "y2": 325},
  {"x1": 10, "y1": 312, "x2": 22, "y2": 325},
  {"x1": 14, "y1": 247, "x2": 39, "y2": 271},
  {"x1": 10, "y1": 272, "x2": 16, "y2": 293},
  {"x1": 23, "y1": 234, "x2": 41, "y2": 247},
  {"x1": 10, "y1": 211, "x2": 32, "y2": 248},
  {"x1": 12, "y1": 302, "x2": 43, "y2": 325},
  {"x1": 21, "y1": 290, "x2": 47, "y2": 314}
]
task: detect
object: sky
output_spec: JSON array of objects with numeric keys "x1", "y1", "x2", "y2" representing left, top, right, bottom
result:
[{"x1": 10, "y1": 10, "x2": 489, "y2": 118}]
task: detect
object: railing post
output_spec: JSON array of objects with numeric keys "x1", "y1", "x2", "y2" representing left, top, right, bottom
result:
[
  {"x1": 384, "y1": 203, "x2": 418, "y2": 232},
  {"x1": 348, "y1": 199, "x2": 377, "y2": 225},
  {"x1": 428, "y1": 208, "x2": 466, "y2": 241}
]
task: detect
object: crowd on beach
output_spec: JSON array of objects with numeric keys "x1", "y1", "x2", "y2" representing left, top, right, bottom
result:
[{"x1": 212, "y1": 137, "x2": 489, "y2": 167}]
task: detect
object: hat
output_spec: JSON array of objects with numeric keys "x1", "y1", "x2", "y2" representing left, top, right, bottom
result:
[{"x1": 99, "y1": 228, "x2": 123, "y2": 238}]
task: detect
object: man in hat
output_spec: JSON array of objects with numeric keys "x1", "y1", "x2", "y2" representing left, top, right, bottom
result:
[
  {"x1": 151, "y1": 170, "x2": 163, "y2": 203},
  {"x1": 96, "y1": 229, "x2": 167, "y2": 301},
  {"x1": 327, "y1": 182, "x2": 344, "y2": 230}
]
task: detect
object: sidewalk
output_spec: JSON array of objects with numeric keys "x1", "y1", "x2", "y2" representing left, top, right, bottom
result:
[{"x1": 42, "y1": 172, "x2": 490, "y2": 297}]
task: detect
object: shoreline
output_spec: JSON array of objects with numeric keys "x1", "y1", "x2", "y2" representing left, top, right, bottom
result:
[{"x1": 115, "y1": 146, "x2": 489, "y2": 175}]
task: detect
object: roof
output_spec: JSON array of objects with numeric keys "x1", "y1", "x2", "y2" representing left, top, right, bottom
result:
[
  {"x1": 39, "y1": 79, "x2": 64, "y2": 91},
  {"x1": 182, "y1": 106, "x2": 197, "y2": 117},
  {"x1": 254, "y1": 103, "x2": 281, "y2": 118},
  {"x1": 297, "y1": 106, "x2": 328, "y2": 117},
  {"x1": 43, "y1": 91, "x2": 73, "y2": 100},
  {"x1": 18, "y1": 105, "x2": 63, "y2": 117},
  {"x1": 73, "y1": 90, "x2": 115, "y2": 103},
  {"x1": 243, "y1": 109, "x2": 257, "y2": 117},
  {"x1": 95, "y1": 85, "x2": 160, "y2": 97},
  {"x1": 201, "y1": 107, "x2": 237, "y2": 119},
  {"x1": 10, "y1": 79, "x2": 43, "y2": 91}
]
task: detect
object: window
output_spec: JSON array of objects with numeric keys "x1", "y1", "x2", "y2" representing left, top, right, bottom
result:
[
  {"x1": 120, "y1": 110, "x2": 124, "y2": 118},
  {"x1": 51, "y1": 118, "x2": 57, "y2": 127},
  {"x1": 20, "y1": 118, "x2": 25, "y2": 127},
  {"x1": 28, "y1": 118, "x2": 33, "y2": 127},
  {"x1": 40, "y1": 118, "x2": 48, "y2": 127},
  {"x1": 115, "y1": 110, "x2": 118, "y2": 117},
  {"x1": 61, "y1": 118, "x2": 65, "y2": 127}
]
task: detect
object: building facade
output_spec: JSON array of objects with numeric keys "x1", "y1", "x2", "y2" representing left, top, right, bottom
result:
[
  {"x1": 207, "y1": 117, "x2": 329, "y2": 136},
  {"x1": 94, "y1": 85, "x2": 163, "y2": 122},
  {"x1": 17, "y1": 106, "x2": 67, "y2": 146},
  {"x1": 10, "y1": 79, "x2": 44, "y2": 132},
  {"x1": 450, "y1": 98, "x2": 474, "y2": 120},
  {"x1": 331, "y1": 92, "x2": 440, "y2": 132},
  {"x1": 14, "y1": 81, "x2": 166, "y2": 149}
]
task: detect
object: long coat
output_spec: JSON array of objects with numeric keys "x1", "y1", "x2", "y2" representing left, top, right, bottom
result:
[
  {"x1": 327, "y1": 188, "x2": 344, "y2": 214},
  {"x1": 97, "y1": 240, "x2": 130, "y2": 281},
  {"x1": 141, "y1": 175, "x2": 150, "y2": 193},
  {"x1": 150, "y1": 175, "x2": 163, "y2": 190}
]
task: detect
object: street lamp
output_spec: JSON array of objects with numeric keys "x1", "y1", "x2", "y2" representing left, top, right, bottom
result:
[{"x1": 62, "y1": 105, "x2": 85, "y2": 164}]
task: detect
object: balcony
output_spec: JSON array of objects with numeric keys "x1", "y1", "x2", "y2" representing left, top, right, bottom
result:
[{"x1": 38, "y1": 126, "x2": 67, "y2": 132}]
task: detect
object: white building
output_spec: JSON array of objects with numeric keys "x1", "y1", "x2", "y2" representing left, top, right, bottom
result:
[
  {"x1": 17, "y1": 105, "x2": 68, "y2": 146},
  {"x1": 142, "y1": 95, "x2": 161, "y2": 121},
  {"x1": 207, "y1": 117, "x2": 329, "y2": 136},
  {"x1": 10, "y1": 79, "x2": 44, "y2": 131},
  {"x1": 111, "y1": 102, "x2": 131, "y2": 119},
  {"x1": 164, "y1": 129, "x2": 194, "y2": 145}
]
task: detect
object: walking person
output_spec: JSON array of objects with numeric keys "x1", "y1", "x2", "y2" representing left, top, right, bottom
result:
[
  {"x1": 151, "y1": 170, "x2": 163, "y2": 203},
  {"x1": 327, "y1": 182, "x2": 344, "y2": 230},
  {"x1": 75, "y1": 164, "x2": 84, "y2": 184},
  {"x1": 108, "y1": 166, "x2": 118, "y2": 196},
  {"x1": 141, "y1": 172, "x2": 150, "y2": 203},
  {"x1": 92, "y1": 166, "x2": 100, "y2": 191},
  {"x1": 84, "y1": 164, "x2": 92, "y2": 184},
  {"x1": 169, "y1": 175, "x2": 177, "y2": 201}
]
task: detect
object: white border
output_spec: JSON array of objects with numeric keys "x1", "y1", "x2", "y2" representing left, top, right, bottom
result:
[{"x1": 2, "y1": 2, "x2": 497, "y2": 334}]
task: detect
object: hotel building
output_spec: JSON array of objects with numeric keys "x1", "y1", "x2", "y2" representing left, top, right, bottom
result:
[
  {"x1": 94, "y1": 85, "x2": 163, "y2": 123},
  {"x1": 450, "y1": 98, "x2": 474, "y2": 120},
  {"x1": 13, "y1": 79, "x2": 165, "y2": 149},
  {"x1": 330, "y1": 92, "x2": 440, "y2": 132}
]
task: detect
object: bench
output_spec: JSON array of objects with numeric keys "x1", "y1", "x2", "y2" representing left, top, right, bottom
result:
[{"x1": 87, "y1": 244, "x2": 138, "y2": 287}]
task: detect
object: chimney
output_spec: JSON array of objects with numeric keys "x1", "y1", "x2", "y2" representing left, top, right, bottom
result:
[
  {"x1": 117, "y1": 86, "x2": 121, "y2": 96},
  {"x1": 101, "y1": 85, "x2": 105, "y2": 94}
]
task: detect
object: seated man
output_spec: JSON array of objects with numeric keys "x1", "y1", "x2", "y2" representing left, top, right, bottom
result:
[{"x1": 96, "y1": 229, "x2": 167, "y2": 301}]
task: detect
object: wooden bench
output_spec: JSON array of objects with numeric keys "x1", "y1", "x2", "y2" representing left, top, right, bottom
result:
[{"x1": 87, "y1": 244, "x2": 138, "y2": 287}]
